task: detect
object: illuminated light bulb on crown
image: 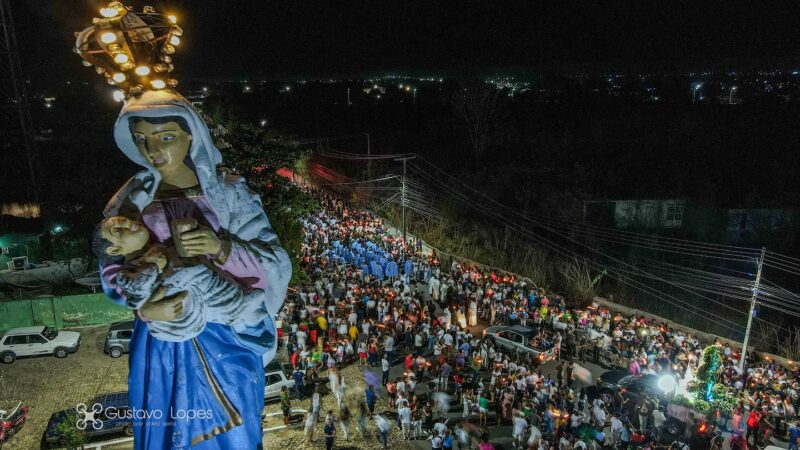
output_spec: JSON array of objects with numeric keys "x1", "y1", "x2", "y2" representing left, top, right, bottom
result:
[
  {"x1": 151, "y1": 79, "x2": 166, "y2": 89},
  {"x1": 169, "y1": 35, "x2": 181, "y2": 46},
  {"x1": 135, "y1": 66, "x2": 151, "y2": 76},
  {"x1": 95, "y1": 66, "x2": 106, "y2": 74},
  {"x1": 112, "y1": 90, "x2": 126, "y2": 102},
  {"x1": 100, "y1": 32, "x2": 117, "y2": 44},
  {"x1": 160, "y1": 55, "x2": 173, "y2": 63},
  {"x1": 167, "y1": 15, "x2": 177, "y2": 24},
  {"x1": 113, "y1": 53, "x2": 129, "y2": 64},
  {"x1": 120, "y1": 62, "x2": 134, "y2": 71},
  {"x1": 100, "y1": 7, "x2": 119, "y2": 18},
  {"x1": 129, "y1": 84, "x2": 143, "y2": 96},
  {"x1": 170, "y1": 26, "x2": 183, "y2": 37},
  {"x1": 162, "y1": 44, "x2": 175, "y2": 55},
  {"x1": 112, "y1": 73, "x2": 126, "y2": 83},
  {"x1": 154, "y1": 63, "x2": 168, "y2": 73},
  {"x1": 167, "y1": 78, "x2": 179, "y2": 88}
]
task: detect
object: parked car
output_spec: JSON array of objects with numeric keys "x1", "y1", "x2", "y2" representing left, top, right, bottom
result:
[
  {"x1": 0, "y1": 326, "x2": 80, "y2": 363},
  {"x1": 265, "y1": 359, "x2": 293, "y2": 376},
  {"x1": 265, "y1": 369, "x2": 301, "y2": 401},
  {"x1": 104, "y1": 321, "x2": 134, "y2": 358},
  {"x1": 41, "y1": 392, "x2": 131, "y2": 449},
  {"x1": 483, "y1": 325, "x2": 557, "y2": 364},
  {"x1": 0, "y1": 401, "x2": 29, "y2": 446}
]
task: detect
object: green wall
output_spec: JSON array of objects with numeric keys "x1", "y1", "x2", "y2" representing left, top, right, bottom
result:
[{"x1": 0, "y1": 293, "x2": 133, "y2": 332}]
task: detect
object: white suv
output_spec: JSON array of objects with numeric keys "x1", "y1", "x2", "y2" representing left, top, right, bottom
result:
[{"x1": 0, "y1": 326, "x2": 81, "y2": 363}]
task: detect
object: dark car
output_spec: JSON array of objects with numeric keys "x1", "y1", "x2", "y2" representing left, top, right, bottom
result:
[
  {"x1": 104, "y1": 321, "x2": 134, "y2": 358},
  {"x1": 598, "y1": 370, "x2": 662, "y2": 402},
  {"x1": 41, "y1": 392, "x2": 132, "y2": 449}
]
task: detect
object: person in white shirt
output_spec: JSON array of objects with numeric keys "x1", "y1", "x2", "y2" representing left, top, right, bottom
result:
[
  {"x1": 399, "y1": 405, "x2": 412, "y2": 439},
  {"x1": 527, "y1": 424, "x2": 542, "y2": 448},
  {"x1": 397, "y1": 379, "x2": 407, "y2": 397},
  {"x1": 512, "y1": 412, "x2": 528, "y2": 449},
  {"x1": 374, "y1": 414, "x2": 391, "y2": 450},
  {"x1": 433, "y1": 420, "x2": 448, "y2": 437},
  {"x1": 429, "y1": 276, "x2": 441, "y2": 301},
  {"x1": 652, "y1": 407, "x2": 666, "y2": 436},
  {"x1": 296, "y1": 330, "x2": 307, "y2": 350},
  {"x1": 592, "y1": 402, "x2": 607, "y2": 429},
  {"x1": 610, "y1": 414, "x2": 623, "y2": 447}
]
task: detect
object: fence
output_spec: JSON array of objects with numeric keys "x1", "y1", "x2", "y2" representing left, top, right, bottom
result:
[{"x1": 0, "y1": 294, "x2": 133, "y2": 332}]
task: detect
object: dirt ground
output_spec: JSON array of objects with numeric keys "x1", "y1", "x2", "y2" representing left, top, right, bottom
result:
[
  {"x1": 0, "y1": 326, "x2": 416, "y2": 450},
  {"x1": 0, "y1": 325, "x2": 129, "y2": 450}
]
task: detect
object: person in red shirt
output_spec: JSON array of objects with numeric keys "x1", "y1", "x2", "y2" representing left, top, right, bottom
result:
[
  {"x1": 310, "y1": 328, "x2": 318, "y2": 346},
  {"x1": 747, "y1": 408, "x2": 763, "y2": 446},
  {"x1": 405, "y1": 354, "x2": 414, "y2": 372}
]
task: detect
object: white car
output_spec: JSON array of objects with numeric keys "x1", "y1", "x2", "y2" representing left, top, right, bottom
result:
[
  {"x1": 0, "y1": 326, "x2": 81, "y2": 363},
  {"x1": 265, "y1": 370, "x2": 298, "y2": 400},
  {"x1": 483, "y1": 325, "x2": 557, "y2": 364}
]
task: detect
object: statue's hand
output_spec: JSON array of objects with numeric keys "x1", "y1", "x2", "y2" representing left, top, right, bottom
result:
[
  {"x1": 142, "y1": 246, "x2": 169, "y2": 272},
  {"x1": 179, "y1": 226, "x2": 222, "y2": 257},
  {"x1": 139, "y1": 286, "x2": 187, "y2": 321}
]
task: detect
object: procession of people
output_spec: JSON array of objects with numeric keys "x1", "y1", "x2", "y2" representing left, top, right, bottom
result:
[{"x1": 272, "y1": 186, "x2": 800, "y2": 450}]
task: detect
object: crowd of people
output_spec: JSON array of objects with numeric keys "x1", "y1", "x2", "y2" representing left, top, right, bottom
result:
[{"x1": 271, "y1": 186, "x2": 800, "y2": 450}]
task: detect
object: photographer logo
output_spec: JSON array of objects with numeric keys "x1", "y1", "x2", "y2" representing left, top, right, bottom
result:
[{"x1": 75, "y1": 403, "x2": 104, "y2": 431}]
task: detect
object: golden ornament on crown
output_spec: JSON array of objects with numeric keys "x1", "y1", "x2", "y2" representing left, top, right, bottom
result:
[{"x1": 74, "y1": 2, "x2": 182, "y2": 102}]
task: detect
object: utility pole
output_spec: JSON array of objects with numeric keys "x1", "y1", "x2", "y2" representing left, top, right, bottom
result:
[
  {"x1": 0, "y1": 0, "x2": 39, "y2": 203},
  {"x1": 394, "y1": 156, "x2": 415, "y2": 241},
  {"x1": 365, "y1": 132, "x2": 371, "y2": 179},
  {"x1": 740, "y1": 247, "x2": 766, "y2": 373}
]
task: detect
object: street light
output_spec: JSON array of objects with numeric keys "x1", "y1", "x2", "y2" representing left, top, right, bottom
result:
[
  {"x1": 692, "y1": 83, "x2": 703, "y2": 103},
  {"x1": 729, "y1": 86, "x2": 737, "y2": 103}
]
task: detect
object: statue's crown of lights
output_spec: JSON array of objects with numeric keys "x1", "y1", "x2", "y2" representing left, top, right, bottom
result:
[{"x1": 74, "y1": 2, "x2": 183, "y2": 102}]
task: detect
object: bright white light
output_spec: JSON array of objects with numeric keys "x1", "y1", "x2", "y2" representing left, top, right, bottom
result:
[
  {"x1": 100, "y1": 32, "x2": 117, "y2": 44},
  {"x1": 658, "y1": 375, "x2": 676, "y2": 393},
  {"x1": 100, "y1": 7, "x2": 119, "y2": 18},
  {"x1": 112, "y1": 90, "x2": 125, "y2": 102}
]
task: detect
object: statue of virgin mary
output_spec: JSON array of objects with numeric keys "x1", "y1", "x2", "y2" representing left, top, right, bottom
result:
[{"x1": 75, "y1": 4, "x2": 291, "y2": 449}]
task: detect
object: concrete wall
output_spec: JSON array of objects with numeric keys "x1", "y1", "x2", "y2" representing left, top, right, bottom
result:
[
  {"x1": 592, "y1": 296, "x2": 796, "y2": 369},
  {"x1": 0, "y1": 294, "x2": 133, "y2": 332}
]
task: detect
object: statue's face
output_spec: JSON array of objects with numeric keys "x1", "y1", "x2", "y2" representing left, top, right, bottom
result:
[
  {"x1": 132, "y1": 120, "x2": 192, "y2": 173},
  {"x1": 102, "y1": 216, "x2": 149, "y2": 257}
]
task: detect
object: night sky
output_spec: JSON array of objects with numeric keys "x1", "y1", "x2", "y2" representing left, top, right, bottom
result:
[{"x1": 13, "y1": 0, "x2": 800, "y2": 85}]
